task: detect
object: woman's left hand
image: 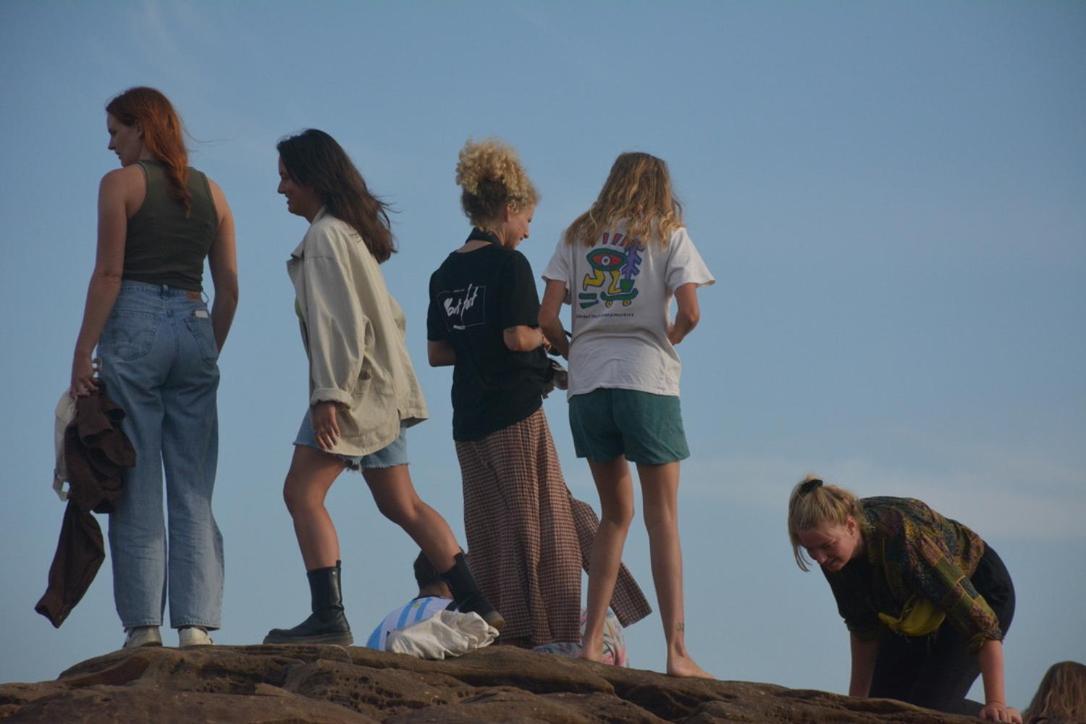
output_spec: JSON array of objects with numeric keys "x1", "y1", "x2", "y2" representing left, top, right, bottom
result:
[
  {"x1": 312, "y1": 401, "x2": 341, "y2": 451},
  {"x1": 70, "y1": 352, "x2": 99, "y2": 398},
  {"x1": 979, "y1": 702, "x2": 1021, "y2": 723}
]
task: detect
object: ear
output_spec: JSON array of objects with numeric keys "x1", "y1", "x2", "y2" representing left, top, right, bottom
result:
[{"x1": 502, "y1": 204, "x2": 513, "y2": 222}]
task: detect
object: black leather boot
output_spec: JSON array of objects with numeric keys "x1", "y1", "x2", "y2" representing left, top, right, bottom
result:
[
  {"x1": 440, "y1": 552, "x2": 505, "y2": 631},
  {"x1": 263, "y1": 561, "x2": 353, "y2": 645}
]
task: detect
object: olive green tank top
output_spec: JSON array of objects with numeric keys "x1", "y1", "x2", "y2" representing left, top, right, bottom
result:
[{"x1": 123, "y1": 160, "x2": 218, "y2": 292}]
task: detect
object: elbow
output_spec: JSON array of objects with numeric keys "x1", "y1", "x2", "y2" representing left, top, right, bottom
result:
[
  {"x1": 503, "y1": 328, "x2": 541, "y2": 353},
  {"x1": 94, "y1": 267, "x2": 124, "y2": 285},
  {"x1": 427, "y1": 342, "x2": 454, "y2": 367},
  {"x1": 504, "y1": 337, "x2": 530, "y2": 353},
  {"x1": 214, "y1": 275, "x2": 240, "y2": 308},
  {"x1": 679, "y1": 308, "x2": 700, "y2": 330},
  {"x1": 219, "y1": 286, "x2": 240, "y2": 310}
]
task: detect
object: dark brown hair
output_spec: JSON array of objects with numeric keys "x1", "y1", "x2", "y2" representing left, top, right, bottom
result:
[
  {"x1": 413, "y1": 551, "x2": 441, "y2": 589},
  {"x1": 277, "y1": 129, "x2": 395, "y2": 262},
  {"x1": 106, "y1": 87, "x2": 191, "y2": 214}
]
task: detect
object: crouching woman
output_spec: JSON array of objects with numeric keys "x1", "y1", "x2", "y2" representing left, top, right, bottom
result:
[{"x1": 787, "y1": 476, "x2": 1019, "y2": 723}]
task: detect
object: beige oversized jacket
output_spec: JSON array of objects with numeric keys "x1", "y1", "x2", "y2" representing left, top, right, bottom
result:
[{"x1": 287, "y1": 208, "x2": 428, "y2": 457}]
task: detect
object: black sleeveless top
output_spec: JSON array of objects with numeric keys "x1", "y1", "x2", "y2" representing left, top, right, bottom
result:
[{"x1": 123, "y1": 160, "x2": 218, "y2": 291}]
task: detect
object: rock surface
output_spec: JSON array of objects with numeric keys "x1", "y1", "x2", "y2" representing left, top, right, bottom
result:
[{"x1": 0, "y1": 644, "x2": 976, "y2": 722}]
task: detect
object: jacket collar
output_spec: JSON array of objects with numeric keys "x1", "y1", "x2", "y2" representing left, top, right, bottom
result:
[{"x1": 290, "y1": 206, "x2": 329, "y2": 260}]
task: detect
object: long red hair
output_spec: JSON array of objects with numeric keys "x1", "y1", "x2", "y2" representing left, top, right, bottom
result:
[{"x1": 106, "y1": 87, "x2": 191, "y2": 214}]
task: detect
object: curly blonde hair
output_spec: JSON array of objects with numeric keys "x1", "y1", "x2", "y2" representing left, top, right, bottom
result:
[
  {"x1": 787, "y1": 475, "x2": 864, "y2": 572},
  {"x1": 563, "y1": 152, "x2": 683, "y2": 248},
  {"x1": 456, "y1": 138, "x2": 538, "y2": 229}
]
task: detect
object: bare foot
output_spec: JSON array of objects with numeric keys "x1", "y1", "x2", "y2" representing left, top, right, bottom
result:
[
  {"x1": 580, "y1": 649, "x2": 605, "y2": 664},
  {"x1": 580, "y1": 638, "x2": 605, "y2": 663},
  {"x1": 667, "y1": 653, "x2": 714, "y2": 679}
]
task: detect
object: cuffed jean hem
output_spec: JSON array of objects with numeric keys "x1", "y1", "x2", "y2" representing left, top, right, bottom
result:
[{"x1": 173, "y1": 622, "x2": 220, "y2": 631}]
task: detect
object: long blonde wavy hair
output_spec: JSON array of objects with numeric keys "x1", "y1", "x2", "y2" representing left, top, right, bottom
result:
[
  {"x1": 1024, "y1": 660, "x2": 1086, "y2": 723},
  {"x1": 563, "y1": 152, "x2": 683, "y2": 248}
]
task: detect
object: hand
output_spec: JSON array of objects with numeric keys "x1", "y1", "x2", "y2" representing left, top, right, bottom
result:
[
  {"x1": 979, "y1": 702, "x2": 1021, "y2": 723},
  {"x1": 70, "y1": 352, "x2": 100, "y2": 398},
  {"x1": 667, "y1": 323, "x2": 682, "y2": 345},
  {"x1": 311, "y1": 401, "x2": 341, "y2": 451}
]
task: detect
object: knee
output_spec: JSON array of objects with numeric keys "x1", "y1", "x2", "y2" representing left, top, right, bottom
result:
[
  {"x1": 376, "y1": 494, "x2": 421, "y2": 527},
  {"x1": 642, "y1": 505, "x2": 676, "y2": 536},
  {"x1": 283, "y1": 479, "x2": 320, "y2": 518},
  {"x1": 600, "y1": 502, "x2": 634, "y2": 530}
]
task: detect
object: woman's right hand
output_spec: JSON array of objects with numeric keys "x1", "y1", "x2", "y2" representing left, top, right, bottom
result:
[
  {"x1": 70, "y1": 351, "x2": 99, "y2": 398},
  {"x1": 312, "y1": 401, "x2": 342, "y2": 451},
  {"x1": 979, "y1": 702, "x2": 1021, "y2": 723}
]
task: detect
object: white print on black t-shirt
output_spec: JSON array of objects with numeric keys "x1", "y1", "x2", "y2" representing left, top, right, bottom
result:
[
  {"x1": 577, "y1": 232, "x2": 643, "y2": 310},
  {"x1": 440, "y1": 283, "x2": 487, "y2": 330}
]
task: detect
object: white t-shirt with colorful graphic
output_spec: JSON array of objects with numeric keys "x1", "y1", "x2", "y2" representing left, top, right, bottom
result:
[{"x1": 542, "y1": 224, "x2": 714, "y2": 398}]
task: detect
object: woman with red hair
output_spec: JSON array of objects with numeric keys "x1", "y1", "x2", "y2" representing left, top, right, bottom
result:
[{"x1": 69, "y1": 87, "x2": 238, "y2": 649}]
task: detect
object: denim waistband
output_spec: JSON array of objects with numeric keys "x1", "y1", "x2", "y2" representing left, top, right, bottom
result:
[
  {"x1": 116, "y1": 280, "x2": 208, "y2": 310},
  {"x1": 119, "y1": 279, "x2": 205, "y2": 300}
]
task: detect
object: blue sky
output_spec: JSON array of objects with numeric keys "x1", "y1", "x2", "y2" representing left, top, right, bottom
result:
[{"x1": 1, "y1": 0, "x2": 1083, "y2": 708}]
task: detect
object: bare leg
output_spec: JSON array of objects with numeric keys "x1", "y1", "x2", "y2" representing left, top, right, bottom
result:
[
  {"x1": 362, "y1": 464, "x2": 460, "y2": 572},
  {"x1": 637, "y1": 461, "x2": 711, "y2": 679},
  {"x1": 581, "y1": 456, "x2": 635, "y2": 663},
  {"x1": 282, "y1": 445, "x2": 346, "y2": 570}
]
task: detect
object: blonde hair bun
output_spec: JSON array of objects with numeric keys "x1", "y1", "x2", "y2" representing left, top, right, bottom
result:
[{"x1": 456, "y1": 139, "x2": 539, "y2": 226}]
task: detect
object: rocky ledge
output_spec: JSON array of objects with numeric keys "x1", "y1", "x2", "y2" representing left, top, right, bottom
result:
[{"x1": 0, "y1": 644, "x2": 975, "y2": 722}]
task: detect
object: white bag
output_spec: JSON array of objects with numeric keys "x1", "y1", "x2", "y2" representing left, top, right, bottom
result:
[{"x1": 386, "y1": 610, "x2": 498, "y2": 659}]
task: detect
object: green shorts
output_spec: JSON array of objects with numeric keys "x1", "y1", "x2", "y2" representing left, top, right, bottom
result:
[{"x1": 568, "y1": 388, "x2": 690, "y2": 465}]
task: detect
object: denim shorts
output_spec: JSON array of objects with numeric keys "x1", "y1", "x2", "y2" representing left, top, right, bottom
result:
[
  {"x1": 568, "y1": 388, "x2": 689, "y2": 465},
  {"x1": 294, "y1": 412, "x2": 409, "y2": 470}
]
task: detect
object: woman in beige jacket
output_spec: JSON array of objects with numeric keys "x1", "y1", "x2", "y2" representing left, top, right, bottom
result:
[{"x1": 264, "y1": 129, "x2": 502, "y2": 645}]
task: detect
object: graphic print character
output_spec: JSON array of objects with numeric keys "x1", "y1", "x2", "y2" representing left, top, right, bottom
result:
[{"x1": 579, "y1": 233, "x2": 642, "y2": 308}]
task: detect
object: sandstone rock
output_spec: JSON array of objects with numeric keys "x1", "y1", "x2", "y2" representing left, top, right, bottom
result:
[{"x1": 0, "y1": 644, "x2": 977, "y2": 722}]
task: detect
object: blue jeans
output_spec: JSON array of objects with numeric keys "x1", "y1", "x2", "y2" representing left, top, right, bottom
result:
[{"x1": 98, "y1": 280, "x2": 224, "y2": 630}]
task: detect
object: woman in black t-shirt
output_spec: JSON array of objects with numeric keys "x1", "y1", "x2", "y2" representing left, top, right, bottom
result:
[{"x1": 426, "y1": 139, "x2": 650, "y2": 650}]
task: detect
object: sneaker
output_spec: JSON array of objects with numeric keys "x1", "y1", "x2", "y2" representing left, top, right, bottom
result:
[
  {"x1": 179, "y1": 627, "x2": 213, "y2": 648},
  {"x1": 123, "y1": 626, "x2": 162, "y2": 649}
]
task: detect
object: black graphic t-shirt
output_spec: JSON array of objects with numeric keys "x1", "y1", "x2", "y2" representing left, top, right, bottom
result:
[{"x1": 427, "y1": 230, "x2": 549, "y2": 441}]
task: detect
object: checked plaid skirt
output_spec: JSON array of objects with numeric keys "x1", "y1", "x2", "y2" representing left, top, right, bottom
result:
[{"x1": 456, "y1": 408, "x2": 651, "y2": 646}]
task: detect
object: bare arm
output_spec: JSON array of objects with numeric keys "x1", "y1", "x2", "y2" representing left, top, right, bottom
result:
[
  {"x1": 667, "y1": 282, "x2": 701, "y2": 345},
  {"x1": 977, "y1": 639, "x2": 1021, "y2": 723},
  {"x1": 503, "y1": 325, "x2": 545, "y2": 352},
  {"x1": 848, "y1": 633, "x2": 878, "y2": 698},
  {"x1": 539, "y1": 279, "x2": 569, "y2": 358},
  {"x1": 206, "y1": 178, "x2": 238, "y2": 352},
  {"x1": 428, "y1": 339, "x2": 456, "y2": 367},
  {"x1": 70, "y1": 170, "x2": 132, "y2": 396}
]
